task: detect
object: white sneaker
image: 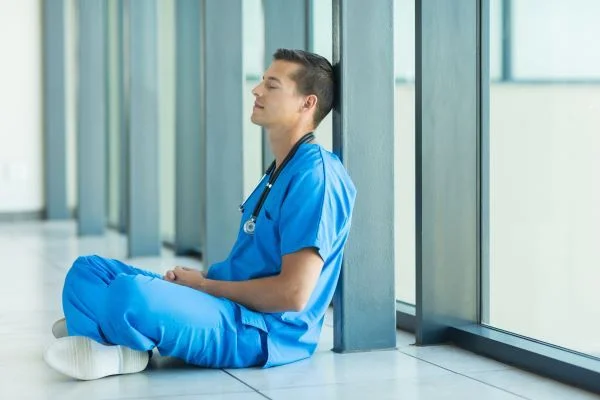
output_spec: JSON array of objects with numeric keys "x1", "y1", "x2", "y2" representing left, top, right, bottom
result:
[
  {"x1": 52, "y1": 318, "x2": 68, "y2": 339},
  {"x1": 44, "y1": 336, "x2": 149, "y2": 380}
]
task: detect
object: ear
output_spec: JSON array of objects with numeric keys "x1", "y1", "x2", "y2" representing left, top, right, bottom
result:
[{"x1": 301, "y1": 94, "x2": 318, "y2": 113}]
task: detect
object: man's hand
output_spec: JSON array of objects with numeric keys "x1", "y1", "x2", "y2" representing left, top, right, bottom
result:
[
  {"x1": 164, "y1": 266, "x2": 207, "y2": 290},
  {"x1": 163, "y1": 248, "x2": 323, "y2": 313}
]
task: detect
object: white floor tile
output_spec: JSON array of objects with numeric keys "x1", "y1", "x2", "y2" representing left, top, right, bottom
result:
[
  {"x1": 226, "y1": 349, "x2": 449, "y2": 390},
  {"x1": 261, "y1": 374, "x2": 523, "y2": 400},
  {"x1": 316, "y1": 326, "x2": 334, "y2": 351},
  {"x1": 0, "y1": 357, "x2": 254, "y2": 400},
  {"x1": 468, "y1": 369, "x2": 600, "y2": 400},
  {"x1": 146, "y1": 394, "x2": 266, "y2": 400},
  {"x1": 400, "y1": 344, "x2": 514, "y2": 373}
]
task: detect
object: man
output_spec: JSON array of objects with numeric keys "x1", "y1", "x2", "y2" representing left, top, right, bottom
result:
[{"x1": 44, "y1": 49, "x2": 356, "y2": 380}]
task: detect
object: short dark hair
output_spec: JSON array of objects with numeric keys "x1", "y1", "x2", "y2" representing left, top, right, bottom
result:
[{"x1": 273, "y1": 49, "x2": 334, "y2": 127}]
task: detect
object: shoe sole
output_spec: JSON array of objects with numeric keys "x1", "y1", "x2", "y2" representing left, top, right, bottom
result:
[
  {"x1": 52, "y1": 318, "x2": 67, "y2": 339},
  {"x1": 44, "y1": 336, "x2": 149, "y2": 380}
]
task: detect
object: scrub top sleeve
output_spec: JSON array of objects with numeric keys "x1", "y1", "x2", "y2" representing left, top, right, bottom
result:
[{"x1": 279, "y1": 167, "x2": 334, "y2": 261}]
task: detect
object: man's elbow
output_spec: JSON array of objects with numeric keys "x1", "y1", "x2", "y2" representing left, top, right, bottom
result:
[
  {"x1": 285, "y1": 291, "x2": 310, "y2": 312},
  {"x1": 289, "y1": 299, "x2": 308, "y2": 313}
]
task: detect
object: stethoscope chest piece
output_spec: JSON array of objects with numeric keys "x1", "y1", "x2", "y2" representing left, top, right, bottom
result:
[{"x1": 243, "y1": 218, "x2": 256, "y2": 235}]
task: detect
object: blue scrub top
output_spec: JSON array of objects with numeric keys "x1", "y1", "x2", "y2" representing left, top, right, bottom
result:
[{"x1": 207, "y1": 142, "x2": 356, "y2": 368}]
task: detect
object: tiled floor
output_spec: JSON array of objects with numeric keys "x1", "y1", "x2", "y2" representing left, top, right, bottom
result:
[{"x1": 0, "y1": 220, "x2": 598, "y2": 400}]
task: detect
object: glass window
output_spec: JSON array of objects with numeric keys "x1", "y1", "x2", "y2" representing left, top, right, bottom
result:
[
  {"x1": 242, "y1": 0, "x2": 264, "y2": 198},
  {"x1": 511, "y1": 0, "x2": 600, "y2": 80},
  {"x1": 310, "y1": 0, "x2": 333, "y2": 152},
  {"x1": 394, "y1": 0, "x2": 416, "y2": 304},
  {"x1": 484, "y1": 0, "x2": 600, "y2": 356},
  {"x1": 157, "y1": 0, "x2": 176, "y2": 243}
]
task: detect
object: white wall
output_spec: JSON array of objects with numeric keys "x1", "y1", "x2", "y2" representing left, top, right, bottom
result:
[{"x1": 0, "y1": 0, "x2": 43, "y2": 213}]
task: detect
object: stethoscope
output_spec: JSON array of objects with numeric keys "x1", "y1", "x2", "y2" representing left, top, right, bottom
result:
[{"x1": 239, "y1": 132, "x2": 315, "y2": 235}]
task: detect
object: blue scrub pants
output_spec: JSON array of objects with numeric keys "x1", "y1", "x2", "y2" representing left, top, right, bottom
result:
[{"x1": 62, "y1": 255, "x2": 267, "y2": 368}]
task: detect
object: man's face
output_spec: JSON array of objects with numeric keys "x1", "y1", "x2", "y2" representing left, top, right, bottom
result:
[{"x1": 251, "y1": 60, "x2": 306, "y2": 129}]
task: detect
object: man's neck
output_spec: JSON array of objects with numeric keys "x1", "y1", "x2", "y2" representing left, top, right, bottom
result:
[{"x1": 267, "y1": 126, "x2": 313, "y2": 169}]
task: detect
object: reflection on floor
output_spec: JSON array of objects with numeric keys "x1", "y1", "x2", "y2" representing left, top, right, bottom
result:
[{"x1": 0, "y1": 221, "x2": 597, "y2": 399}]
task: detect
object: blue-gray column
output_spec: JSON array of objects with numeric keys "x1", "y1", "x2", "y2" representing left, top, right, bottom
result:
[
  {"x1": 104, "y1": 0, "x2": 127, "y2": 233},
  {"x1": 501, "y1": 0, "x2": 512, "y2": 81},
  {"x1": 415, "y1": 0, "x2": 479, "y2": 344},
  {"x1": 77, "y1": 0, "x2": 106, "y2": 235},
  {"x1": 332, "y1": 0, "x2": 396, "y2": 352},
  {"x1": 118, "y1": 0, "x2": 129, "y2": 234},
  {"x1": 43, "y1": 0, "x2": 69, "y2": 219},
  {"x1": 128, "y1": 0, "x2": 161, "y2": 257},
  {"x1": 263, "y1": 0, "x2": 308, "y2": 58},
  {"x1": 261, "y1": 0, "x2": 309, "y2": 170},
  {"x1": 174, "y1": 0, "x2": 204, "y2": 256},
  {"x1": 204, "y1": 0, "x2": 244, "y2": 267}
]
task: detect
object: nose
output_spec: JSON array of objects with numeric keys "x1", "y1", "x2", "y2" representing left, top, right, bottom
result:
[{"x1": 252, "y1": 82, "x2": 262, "y2": 97}]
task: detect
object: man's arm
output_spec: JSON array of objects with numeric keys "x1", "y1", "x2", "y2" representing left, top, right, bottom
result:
[{"x1": 166, "y1": 248, "x2": 324, "y2": 313}]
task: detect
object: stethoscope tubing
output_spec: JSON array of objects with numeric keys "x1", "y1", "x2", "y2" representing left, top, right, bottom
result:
[{"x1": 241, "y1": 132, "x2": 315, "y2": 235}]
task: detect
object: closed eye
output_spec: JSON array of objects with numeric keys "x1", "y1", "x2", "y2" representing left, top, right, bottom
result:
[{"x1": 264, "y1": 76, "x2": 281, "y2": 90}]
